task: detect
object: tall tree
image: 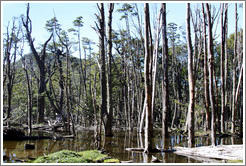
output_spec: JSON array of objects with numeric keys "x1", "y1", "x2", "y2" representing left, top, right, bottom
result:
[
  {"x1": 22, "y1": 3, "x2": 53, "y2": 123},
  {"x1": 161, "y1": 3, "x2": 169, "y2": 140},
  {"x1": 92, "y1": 3, "x2": 107, "y2": 148},
  {"x1": 3, "y1": 19, "x2": 19, "y2": 124},
  {"x1": 201, "y1": 4, "x2": 211, "y2": 131},
  {"x1": 105, "y1": 3, "x2": 114, "y2": 137},
  {"x1": 220, "y1": 3, "x2": 228, "y2": 133},
  {"x1": 186, "y1": 3, "x2": 195, "y2": 148},
  {"x1": 205, "y1": 3, "x2": 216, "y2": 146},
  {"x1": 144, "y1": 3, "x2": 153, "y2": 153},
  {"x1": 231, "y1": 3, "x2": 237, "y2": 134}
]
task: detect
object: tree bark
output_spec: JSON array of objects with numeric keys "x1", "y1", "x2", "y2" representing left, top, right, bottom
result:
[
  {"x1": 186, "y1": 3, "x2": 195, "y2": 148},
  {"x1": 220, "y1": 3, "x2": 228, "y2": 134},
  {"x1": 105, "y1": 3, "x2": 114, "y2": 137},
  {"x1": 205, "y1": 3, "x2": 216, "y2": 146},
  {"x1": 231, "y1": 4, "x2": 237, "y2": 134},
  {"x1": 144, "y1": 3, "x2": 153, "y2": 153},
  {"x1": 161, "y1": 3, "x2": 169, "y2": 140},
  {"x1": 202, "y1": 4, "x2": 211, "y2": 131}
]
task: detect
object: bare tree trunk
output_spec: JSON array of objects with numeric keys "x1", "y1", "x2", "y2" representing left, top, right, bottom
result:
[
  {"x1": 231, "y1": 4, "x2": 237, "y2": 134},
  {"x1": 186, "y1": 3, "x2": 195, "y2": 148},
  {"x1": 144, "y1": 3, "x2": 153, "y2": 153},
  {"x1": 21, "y1": 55, "x2": 32, "y2": 136},
  {"x1": 205, "y1": 3, "x2": 216, "y2": 146},
  {"x1": 220, "y1": 3, "x2": 228, "y2": 134},
  {"x1": 105, "y1": 3, "x2": 114, "y2": 137},
  {"x1": 202, "y1": 4, "x2": 211, "y2": 131},
  {"x1": 161, "y1": 3, "x2": 169, "y2": 140},
  {"x1": 224, "y1": 6, "x2": 228, "y2": 133},
  {"x1": 22, "y1": 3, "x2": 52, "y2": 123}
]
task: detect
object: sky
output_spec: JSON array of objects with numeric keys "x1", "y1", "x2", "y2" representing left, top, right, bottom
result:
[{"x1": 1, "y1": 1, "x2": 244, "y2": 58}]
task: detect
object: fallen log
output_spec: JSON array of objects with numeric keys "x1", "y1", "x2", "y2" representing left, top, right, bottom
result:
[
  {"x1": 174, "y1": 145, "x2": 243, "y2": 162},
  {"x1": 121, "y1": 160, "x2": 133, "y2": 163},
  {"x1": 126, "y1": 148, "x2": 175, "y2": 153}
]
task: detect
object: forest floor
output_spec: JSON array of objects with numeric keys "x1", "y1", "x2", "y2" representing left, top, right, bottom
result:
[{"x1": 174, "y1": 144, "x2": 244, "y2": 163}]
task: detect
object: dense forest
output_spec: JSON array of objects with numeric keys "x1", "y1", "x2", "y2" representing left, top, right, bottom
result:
[{"x1": 2, "y1": 2, "x2": 244, "y2": 163}]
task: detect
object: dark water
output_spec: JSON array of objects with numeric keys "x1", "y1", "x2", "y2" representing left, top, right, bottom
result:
[{"x1": 3, "y1": 129, "x2": 243, "y2": 163}]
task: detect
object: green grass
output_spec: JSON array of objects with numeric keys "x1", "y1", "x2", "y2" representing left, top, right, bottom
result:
[
  {"x1": 32, "y1": 150, "x2": 119, "y2": 163},
  {"x1": 104, "y1": 159, "x2": 120, "y2": 163},
  {"x1": 226, "y1": 160, "x2": 243, "y2": 163}
]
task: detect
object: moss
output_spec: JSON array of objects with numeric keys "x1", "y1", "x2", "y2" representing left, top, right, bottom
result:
[
  {"x1": 32, "y1": 150, "x2": 118, "y2": 163},
  {"x1": 104, "y1": 159, "x2": 120, "y2": 163},
  {"x1": 226, "y1": 160, "x2": 243, "y2": 163}
]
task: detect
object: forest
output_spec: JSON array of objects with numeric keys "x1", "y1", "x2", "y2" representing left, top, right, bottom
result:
[{"x1": 2, "y1": 2, "x2": 244, "y2": 163}]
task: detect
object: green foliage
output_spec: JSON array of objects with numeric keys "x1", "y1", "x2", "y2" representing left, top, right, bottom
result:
[
  {"x1": 226, "y1": 160, "x2": 243, "y2": 163},
  {"x1": 31, "y1": 150, "x2": 117, "y2": 163},
  {"x1": 73, "y1": 16, "x2": 83, "y2": 27},
  {"x1": 45, "y1": 17, "x2": 61, "y2": 32}
]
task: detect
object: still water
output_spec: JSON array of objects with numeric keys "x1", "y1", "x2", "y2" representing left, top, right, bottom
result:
[{"x1": 3, "y1": 129, "x2": 243, "y2": 163}]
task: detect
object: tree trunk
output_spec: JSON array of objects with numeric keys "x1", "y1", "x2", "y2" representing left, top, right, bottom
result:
[
  {"x1": 202, "y1": 4, "x2": 211, "y2": 131},
  {"x1": 22, "y1": 4, "x2": 52, "y2": 124},
  {"x1": 205, "y1": 3, "x2": 216, "y2": 146},
  {"x1": 105, "y1": 3, "x2": 114, "y2": 137},
  {"x1": 144, "y1": 3, "x2": 153, "y2": 153},
  {"x1": 186, "y1": 3, "x2": 195, "y2": 148},
  {"x1": 161, "y1": 3, "x2": 169, "y2": 140},
  {"x1": 231, "y1": 4, "x2": 237, "y2": 134},
  {"x1": 220, "y1": 3, "x2": 228, "y2": 134}
]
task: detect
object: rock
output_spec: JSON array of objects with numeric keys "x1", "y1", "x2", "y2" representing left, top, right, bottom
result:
[{"x1": 25, "y1": 143, "x2": 35, "y2": 150}]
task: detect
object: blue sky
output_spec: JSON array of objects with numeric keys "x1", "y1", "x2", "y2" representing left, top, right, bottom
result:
[{"x1": 1, "y1": 2, "x2": 244, "y2": 57}]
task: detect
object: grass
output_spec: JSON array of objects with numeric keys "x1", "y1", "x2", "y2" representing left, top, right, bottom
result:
[
  {"x1": 31, "y1": 150, "x2": 119, "y2": 163},
  {"x1": 226, "y1": 160, "x2": 243, "y2": 163}
]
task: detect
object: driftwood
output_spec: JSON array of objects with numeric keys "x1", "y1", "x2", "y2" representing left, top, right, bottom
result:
[
  {"x1": 174, "y1": 145, "x2": 243, "y2": 161},
  {"x1": 126, "y1": 148, "x2": 175, "y2": 153},
  {"x1": 121, "y1": 160, "x2": 133, "y2": 163}
]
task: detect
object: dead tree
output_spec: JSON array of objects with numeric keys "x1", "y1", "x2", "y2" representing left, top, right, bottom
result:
[
  {"x1": 201, "y1": 4, "x2": 211, "y2": 131},
  {"x1": 161, "y1": 3, "x2": 169, "y2": 140},
  {"x1": 186, "y1": 3, "x2": 195, "y2": 148},
  {"x1": 144, "y1": 3, "x2": 153, "y2": 153},
  {"x1": 105, "y1": 3, "x2": 114, "y2": 137},
  {"x1": 205, "y1": 3, "x2": 216, "y2": 146},
  {"x1": 22, "y1": 3, "x2": 52, "y2": 123},
  {"x1": 220, "y1": 3, "x2": 228, "y2": 133}
]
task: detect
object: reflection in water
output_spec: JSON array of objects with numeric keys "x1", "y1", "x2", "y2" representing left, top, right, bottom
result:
[{"x1": 3, "y1": 129, "x2": 243, "y2": 163}]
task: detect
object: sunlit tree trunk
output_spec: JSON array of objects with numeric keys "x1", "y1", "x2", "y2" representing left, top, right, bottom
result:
[
  {"x1": 22, "y1": 4, "x2": 52, "y2": 123},
  {"x1": 202, "y1": 4, "x2": 211, "y2": 131},
  {"x1": 144, "y1": 3, "x2": 153, "y2": 153},
  {"x1": 231, "y1": 3, "x2": 237, "y2": 134},
  {"x1": 186, "y1": 3, "x2": 195, "y2": 148},
  {"x1": 105, "y1": 3, "x2": 114, "y2": 137},
  {"x1": 161, "y1": 3, "x2": 169, "y2": 140},
  {"x1": 220, "y1": 3, "x2": 228, "y2": 134},
  {"x1": 205, "y1": 3, "x2": 216, "y2": 146}
]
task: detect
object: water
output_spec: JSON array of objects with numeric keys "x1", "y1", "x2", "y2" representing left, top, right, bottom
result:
[{"x1": 3, "y1": 129, "x2": 243, "y2": 163}]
